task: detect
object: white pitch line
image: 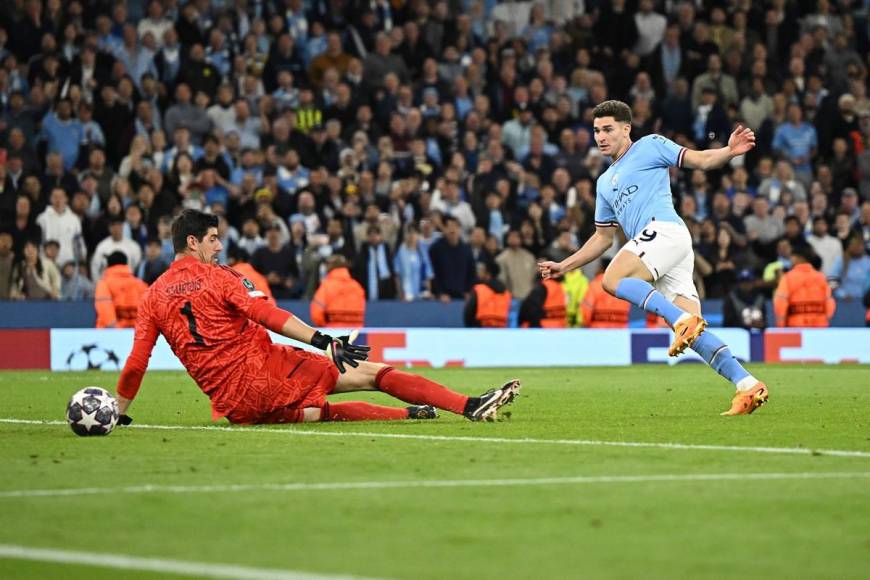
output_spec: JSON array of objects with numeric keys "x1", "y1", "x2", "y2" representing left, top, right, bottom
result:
[
  {"x1": 2, "y1": 417, "x2": 870, "y2": 459},
  {"x1": 0, "y1": 472, "x2": 868, "y2": 499},
  {"x1": 0, "y1": 544, "x2": 379, "y2": 580}
]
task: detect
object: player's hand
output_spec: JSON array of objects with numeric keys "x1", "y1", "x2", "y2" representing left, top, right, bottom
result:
[
  {"x1": 728, "y1": 124, "x2": 756, "y2": 156},
  {"x1": 118, "y1": 414, "x2": 133, "y2": 426},
  {"x1": 316, "y1": 330, "x2": 371, "y2": 373},
  {"x1": 537, "y1": 260, "x2": 562, "y2": 280}
]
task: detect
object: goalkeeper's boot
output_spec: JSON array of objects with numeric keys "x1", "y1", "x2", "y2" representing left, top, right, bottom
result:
[
  {"x1": 721, "y1": 382, "x2": 769, "y2": 416},
  {"x1": 668, "y1": 314, "x2": 708, "y2": 357},
  {"x1": 406, "y1": 405, "x2": 438, "y2": 420},
  {"x1": 464, "y1": 379, "x2": 521, "y2": 422}
]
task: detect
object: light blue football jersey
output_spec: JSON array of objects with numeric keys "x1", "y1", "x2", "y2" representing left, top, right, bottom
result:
[{"x1": 594, "y1": 134, "x2": 686, "y2": 239}]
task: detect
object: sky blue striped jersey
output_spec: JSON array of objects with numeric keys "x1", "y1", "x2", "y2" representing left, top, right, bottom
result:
[{"x1": 594, "y1": 134, "x2": 687, "y2": 239}]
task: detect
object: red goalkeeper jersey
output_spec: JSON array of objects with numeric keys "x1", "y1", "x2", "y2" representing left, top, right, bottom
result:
[{"x1": 116, "y1": 256, "x2": 292, "y2": 418}]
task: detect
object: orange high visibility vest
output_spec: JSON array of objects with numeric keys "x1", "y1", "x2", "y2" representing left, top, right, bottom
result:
[
  {"x1": 773, "y1": 263, "x2": 835, "y2": 327},
  {"x1": 311, "y1": 267, "x2": 366, "y2": 327},
  {"x1": 473, "y1": 283, "x2": 512, "y2": 328},
  {"x1": 94, "y1": 265, "x2": 148, "y2": 328},
  {"x1": 541, "y1": 278, "x2": 567, "y2": 328},
  {"x1": 580, "y1": 274, "x2": 630, "y2": 328}
]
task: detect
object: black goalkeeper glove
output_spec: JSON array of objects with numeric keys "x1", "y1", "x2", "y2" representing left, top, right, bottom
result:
[
  {"x1": 118, "y1": 414, "x2": 133, "y2": 426},
  {"x1": 311, "y1": 330, "x2": 370, "y2": 373}
]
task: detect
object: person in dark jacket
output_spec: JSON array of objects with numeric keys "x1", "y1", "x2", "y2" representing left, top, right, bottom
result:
[
  {"x1": 428, "y1": 216, "x2": 477, "y2": 302},
  {"x1": 722, "y1": 269, "x2": 768, "y2": 329},
  {"x1": 353, "y1": 224, "x2": 396, "y2": 300}
]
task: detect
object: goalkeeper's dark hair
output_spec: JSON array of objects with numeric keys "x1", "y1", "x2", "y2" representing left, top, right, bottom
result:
[
  {"x1": 171, "y1": 209, "x2": 219, "y2": 252},
  {"x1": 592, "y1": 100, "x2": 633, "y2": 125}
]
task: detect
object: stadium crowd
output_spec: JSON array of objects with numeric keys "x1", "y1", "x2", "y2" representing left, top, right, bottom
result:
[{"x1": 0, "y1": 0, "x2": 868, "y2": 327}]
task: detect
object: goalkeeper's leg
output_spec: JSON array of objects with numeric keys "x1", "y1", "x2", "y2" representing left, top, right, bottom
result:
[{"x1": 336, "y1": 362, "x2": 520, "y2": 421}]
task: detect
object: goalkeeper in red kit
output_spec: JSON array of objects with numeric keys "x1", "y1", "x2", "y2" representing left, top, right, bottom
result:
[{"x1": 115, "y1": 210, "x2": 520, "y2": 425}]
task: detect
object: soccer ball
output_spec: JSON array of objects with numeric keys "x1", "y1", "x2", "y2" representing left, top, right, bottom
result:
[{"x1": 66, "y1": 387, "x2": 120, "y2": 436}]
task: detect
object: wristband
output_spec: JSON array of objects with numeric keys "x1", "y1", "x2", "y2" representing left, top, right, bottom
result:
[{"x1": 311, "y1": 330, "x2": 331, "y2": 350}]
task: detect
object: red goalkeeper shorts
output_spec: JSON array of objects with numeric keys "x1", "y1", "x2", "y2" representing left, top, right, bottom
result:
[{"x1": 225, "y1": 344, "x2": 339, "y2": 424}]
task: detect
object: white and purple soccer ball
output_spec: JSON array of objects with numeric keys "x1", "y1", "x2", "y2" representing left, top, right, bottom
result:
[{"x1": 66, "y1": 387, "x2": 120, "y2": 436}]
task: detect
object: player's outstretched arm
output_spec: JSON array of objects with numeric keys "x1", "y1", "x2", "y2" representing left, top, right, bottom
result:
[
  {"x1": 273, "y1": 313, "x2": 370, "y2": 373},
  {"x1": 538, "y1": 226, "x2": 616, "y2": 279},
  {"x1": 115, "y1": 306, "x2": 160, "y2": 424},
  {"x1": 226, "y1": 269, "x2": 370, "y2": 372},
  {"x1": 682, "y1": 125, "x2": 756, "y2": 171}
]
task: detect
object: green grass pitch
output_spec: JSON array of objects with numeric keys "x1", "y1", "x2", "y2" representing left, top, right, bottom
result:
[{"x1": 1, "y1": 365, "x2": 869, "y2": 579}]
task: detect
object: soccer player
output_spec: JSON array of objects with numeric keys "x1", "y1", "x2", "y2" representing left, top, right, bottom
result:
[
  {"x1": 538, "y1": 100, "x2": 768, "y2": 416},
  {"x1": 115, "y1": 210, "x2": 519, "y2": 425}
]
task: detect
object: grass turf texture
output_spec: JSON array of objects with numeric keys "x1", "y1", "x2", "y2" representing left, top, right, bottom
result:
[{"x1": 0, "y1": 365, "x2": 868, "y2": 580}]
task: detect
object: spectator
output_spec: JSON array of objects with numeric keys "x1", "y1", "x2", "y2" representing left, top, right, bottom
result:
[
  {"x1": 393, "y1": 224, "x2": 433, "y2": 302},
  {"x1": 164, "y1": 84, "x2": 212, "y2": 145},
  {"x1": 136, "y1": 238, "x2": 170, "y2": 285},
  {"x1": 773, "y1": 103, "x2": 818, "y2": 181},
  {"x1": 39, "y1": 99, "x2": 83, "y2": 171},
  {"x1": 94, "y1": 251, "x2": 147, "y2": 328},
  {"x1": 773, "y1": 245, "x2": 835, "y2": 327},
  {"x1": 363, "y1": 33, "x2": 409, "y2": 91},
  {"x1": 311, "y1": 254, "x2": 366, "y2": 327},
  {"x1": 10, "y1": 239, "x2": 61, "y2": 300},
  {"x1": 691, "y1": 54, "x2": 738, "y2": 109},
  {"x1": 309, "y1": 32, "x2": 352, "y2": 88},
  {"x1": 251, "y1": 223, "x2": 298, "y2": 300},
  {"x1": 35, "y1": 188, "x2": 84, "y2": 267},
  {"x1": 91, "y1": 215, "x2": 142, "y2": 280},
  {"x1": 353, "y1": 224, "x2": 396, "y2": 300},
  {"x1": 137, "y1": 1, "x2": 173, "y2": 48},
  {"x1": 723, "y1": 269, "x2": 768, "y2": 329},
  {"x1": 60, "y1": 262, "x2": 95, "y2": 300},
  {"x1": 429, "y1": 217, "x2": 476, "y2": 302},
  {"x1": 807, "y1": 216, "x2": 843, "y2": 280},
  {"x1": 0, "y1": 230, "x2": 13, "y2": 299},
  {"x1": 464, "y1": 260, "x2": 511, "y2": 328},
  {"x1": 832, "y1": 235, "x2": 870, "y2": 301},
  {"x1": 496, "y1": 229, "x2": 538, "y2": 301},
  {"x1": 634, "y1": 0, "x2": 667, "y2": 58}
]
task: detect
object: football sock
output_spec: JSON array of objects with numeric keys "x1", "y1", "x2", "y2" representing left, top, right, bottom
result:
[
  {"x1": 375, "y1": 367, "x2": 468, "y2": 414},
  {"x1": 615, "y1": 278, "x2": 688, "y2": 327},
  {"x1": 690, "y1": 331, "x2": 757, "y2": 390},
  {"x1": 323, "y1": 401, "x2": 409, "y2": 421}
]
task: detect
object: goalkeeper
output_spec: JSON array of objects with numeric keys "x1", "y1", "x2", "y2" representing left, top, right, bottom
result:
[{"x1": 115, "y1": 210, "x2": 519, "y2": 425}]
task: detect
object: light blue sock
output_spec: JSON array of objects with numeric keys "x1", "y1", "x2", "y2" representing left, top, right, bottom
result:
[
  {"x1": 615, "y1": 278, "x2": 686, "y2": 326},
  {"x1": 691, "y1": 331, "x2": 752, "y2": 387}
]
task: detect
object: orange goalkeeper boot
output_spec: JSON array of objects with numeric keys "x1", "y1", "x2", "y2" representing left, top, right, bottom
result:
[
  {"x1": 721, "y1": 382, "x2": 769, "y2": 416},
  {"x1": 668, "y1": 314, "x2": 708, "y2": 356}
]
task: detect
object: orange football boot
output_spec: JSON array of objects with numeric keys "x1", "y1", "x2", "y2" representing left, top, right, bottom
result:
[
  {"x1": 721, "y1": 382, "x2": 769, "y2": 416},
  {"x1": 668, "y1": 314, "x2": 708, "y2": 356}
]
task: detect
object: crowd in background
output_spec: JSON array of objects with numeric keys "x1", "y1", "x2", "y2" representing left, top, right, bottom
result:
[{"x1": 0, "y1": 0, "x2": 868, "y2": 326}]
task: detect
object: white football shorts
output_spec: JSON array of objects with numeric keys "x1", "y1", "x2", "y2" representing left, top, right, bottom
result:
[{"x1": 619, "y1": 220, "x2": 700, "y2": 303}]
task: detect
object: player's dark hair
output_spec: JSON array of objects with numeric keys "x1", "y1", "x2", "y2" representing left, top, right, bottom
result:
[
  {"x1": 171, "y1": 209, "x2": 219, "y2": 252},
  {"x1": 592, "y1": 100, "x2": 633, "y2": 125}
]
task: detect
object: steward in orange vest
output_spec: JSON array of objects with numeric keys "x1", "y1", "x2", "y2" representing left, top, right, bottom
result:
[
  {"x1": 228, "y1": 246, "x2": 274, "y2": 303},
  {"x1": 773, "y1": 245, "x2": 835, "y2": 327},
  {"x1": 95, "y1": 252, "x2": 148, "y2": 328},
  {"x1": 311, "y1": 255, "x2": 366, "y2": 327},
  {"x1": 581, "y1": 266, "x2": 631, "y2": 328},
  {"x1": 519, "y1": 278, "x2": 567, "y2": 327},
  {"x1": 465, "y1": 260, "x2": 512, "y2": 327}
]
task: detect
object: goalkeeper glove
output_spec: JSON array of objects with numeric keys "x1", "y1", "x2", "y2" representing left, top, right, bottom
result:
[
  {"x1": 118, "y1": 414, "x2": 133, "y2": 426},
  {"x1": 311, "y1": 330, "x2": 370, "y2": 373}
]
